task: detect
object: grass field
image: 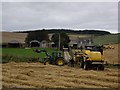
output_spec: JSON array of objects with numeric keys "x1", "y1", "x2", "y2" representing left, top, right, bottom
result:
[
  {"x1": 93, "y1": 34, "x2": 119, "y2": 45},
  {"x1": 1, "y1": 48, "x2": 60, "y2": 63},
  {"x1": 2, "y1": 48, "x2": 58, "y2": 58}
]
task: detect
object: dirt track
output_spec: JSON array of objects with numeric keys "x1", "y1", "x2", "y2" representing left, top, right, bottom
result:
[{"x1": 2, "y1": 62, "x2": 119, "y2": 89}]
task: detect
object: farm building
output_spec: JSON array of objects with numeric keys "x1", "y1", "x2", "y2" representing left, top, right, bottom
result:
[
  {"x1": 49, "y1": 42, "x2": 56, "y2": 48},
  {"x1": 68, "y1": 34, "x2": 93, "y2": 48},
  {"x1": 1, "y1": 32, "x2": 56, "y2": 48},
  {"x1": 8, "y1": 40, "x2": 21, "y2": 48},
  {"x1": 29, "y1": 40, "x2": 40, "y2": 47},
  {"x1": 29, "y1": 40, "x2": 57, "y2": 48},
  {"x1": 41, "y1": 40, "x2": 48, "y2": 48},
  {"x1": 1, "y1": 32, "x2": 93, "y2": 48}
]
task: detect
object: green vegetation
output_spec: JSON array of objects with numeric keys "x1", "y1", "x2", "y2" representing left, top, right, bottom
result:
[
  {"x1": 25, "y1": 30, "x2": 49, "y2": 45},
  {"x1": 93, "y1": 34, "x2": 119, "y2": 45},
  {"x1": 51, "y1": 32, "x2": 70, "y2": 49},
  {"x1": 2, "y1": 48, "x2": 58, "y2": 57},
  {"x1": 19, "y1": 29, "x2": 111, "y2": 35},
  {"x1": 2, "y1": 48, "x2": 59, "y2": 63}
]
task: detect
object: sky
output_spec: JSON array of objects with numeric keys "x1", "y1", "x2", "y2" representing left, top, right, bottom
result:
[{"x1": 1, "y1": 2, "x2": 118, "y2": 33}]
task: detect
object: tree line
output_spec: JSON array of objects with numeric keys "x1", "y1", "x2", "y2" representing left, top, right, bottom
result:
[
  {"x1": 25, "y1": 30, "x2": 70, "y2": 48},
  {"x1": 19, "y1": 29, "x2": 111, "y2": 35}
]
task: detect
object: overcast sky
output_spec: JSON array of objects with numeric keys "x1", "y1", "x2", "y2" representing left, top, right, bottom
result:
[{"x1": 2, "y1": 2, "x2": 118, "y2": 33}]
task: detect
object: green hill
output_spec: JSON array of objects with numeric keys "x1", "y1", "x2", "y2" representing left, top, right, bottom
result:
[{"x1": 93, "y1": 34, "x2": 120, "y2": 45}]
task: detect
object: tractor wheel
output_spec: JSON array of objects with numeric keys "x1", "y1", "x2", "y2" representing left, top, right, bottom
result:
[
  {"x1": 44, "y1": 60, "x2": 50, "y2": 65},
  {"x1": 84, "y1": 62, "x2": 91, "y2": 70},
  {"x1": 80, "y1": 61, "x2": 84, "y2": 68},
  {"x1": 56, "y1": 58, "x2": 65, "y2": 66},
  {"x1": 98, "y1": 64, "x2": 104, "y2": 70}
]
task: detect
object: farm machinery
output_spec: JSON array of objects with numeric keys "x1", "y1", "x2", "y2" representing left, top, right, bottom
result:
[
  {"x1": 73, "y1": 45, "x2": 104, "y2": 70},
  {"x1": 35, "y1": 49, "x2": 65, "y2": 66}
]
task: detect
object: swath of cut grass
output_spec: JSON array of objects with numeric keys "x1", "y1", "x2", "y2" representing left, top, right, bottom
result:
[{"x1": 2, "y1": 62, "x2": 119, "y2": 88}]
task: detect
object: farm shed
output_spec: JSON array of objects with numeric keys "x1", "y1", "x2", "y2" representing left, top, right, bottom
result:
[
  {"x1": 30, "y1": 40, "x2": 40, "y2": 47},
  {"x1": 41, "y1": 40, "x2": 49, "y2": 48},
  {"x1": 8, "y1": 40, "x2": 20, "y2": 48},
  {"x1": 48, "y1": 42, "x2": 56, "y2": 48},
  {"x1": 69, "y1": 40, "x2": 78, "y2": 49},
  {"x1": 69, "y1": 35, "x2": 93, "y2": 48}
]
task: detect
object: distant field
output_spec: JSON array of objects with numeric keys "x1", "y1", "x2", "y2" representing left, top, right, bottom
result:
[
  {"x1": 68, "y1": 34, "x2": 91, "y2": 38},
  {"x1": 93, "y1": 34, "x2": 119, "y2": 45},
  {"x1": 2, "y1": 32, "x2": 27, "y2": 44}
]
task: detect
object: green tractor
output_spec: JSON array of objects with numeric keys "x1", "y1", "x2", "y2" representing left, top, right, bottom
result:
[{"x1": 35, "y1": 49, "x2": 65, "y2": 66}]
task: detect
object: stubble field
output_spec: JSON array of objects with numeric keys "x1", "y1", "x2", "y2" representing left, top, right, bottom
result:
[{"x1": 2, "y1": 62, "x2": 119, "y2": 89}]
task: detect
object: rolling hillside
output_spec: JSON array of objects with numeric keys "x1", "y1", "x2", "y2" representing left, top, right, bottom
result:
[
  {"x1": 93, "y1": 34, "x2": 119, "y2": 45},
  {"x1": 2, "y1": 32, "x2": 28, "y2": 44}
]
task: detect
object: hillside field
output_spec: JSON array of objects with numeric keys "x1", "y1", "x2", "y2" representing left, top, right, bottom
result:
[{"x1": 93, "y1": 34, "x2": 119, "y2": 45}]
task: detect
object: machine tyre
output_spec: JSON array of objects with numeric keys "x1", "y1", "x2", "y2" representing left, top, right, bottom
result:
[
  {"x1": 80, "y1": 61, "x2": 84, "y2": 68},
  {"x1": 84, "y1": 62, "x2": 91, "y2": 70},
  {"x1": 56, "y1": 57, "x2": 65, "y2": 66},
  {"x1": 80, "y1": 56, "x2": 84, "y2": 68},
  {"x1": 44, "y1": 60, "x2": 50, "y2": 65},
  {"x1": 84, "y1": 62, "x2": 88, "y2": 70},
  {"x1": 98, "y1": 64, "x2": 104, "y2": 70}
]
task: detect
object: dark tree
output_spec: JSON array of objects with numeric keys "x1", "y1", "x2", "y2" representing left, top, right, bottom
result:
[
  {"x1": 25, "y1": 30, "x2": 49, "y2": 45},
  {"x1": 51, "y1": 32, "x2": 70, "y2": 49},
  {"x1": 20, "y1": 29, "x2": 111, "y2": 35}
]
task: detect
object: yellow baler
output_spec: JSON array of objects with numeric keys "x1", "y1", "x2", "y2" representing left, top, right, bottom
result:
[
  {"x1": 83, "y1": 50, "x2": 104, "y2": 62},
  {"x1": 80, "y1": 50, "x2": 104, "y2": 70}
]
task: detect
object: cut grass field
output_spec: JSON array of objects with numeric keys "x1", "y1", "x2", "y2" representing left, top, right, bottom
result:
[
  {"x1": 2, "y1": 62, "x2": 119, "y2": 89},
  {"x1": 103, "y1": 44, "x2": 119, "y2": 65}
]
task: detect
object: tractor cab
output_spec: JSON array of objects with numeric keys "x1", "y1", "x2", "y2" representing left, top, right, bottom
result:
[
  {"x1": 34, "y1": 49, "x2": 65, "y2": 66},
  {"x1": 51, "y1": 51, "x2": 62, "y2": 58},
  {"x1": 50, "y1": 51, "x2": 64, "y2": 66}
]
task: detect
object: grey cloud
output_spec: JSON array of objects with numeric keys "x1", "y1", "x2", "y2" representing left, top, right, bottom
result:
[{"x1": 2, "y1": 2, "x2": 118, "y2": 33}]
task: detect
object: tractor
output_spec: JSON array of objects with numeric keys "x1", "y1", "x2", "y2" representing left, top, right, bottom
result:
[
  {"x1": 34, "y1": 49, "x2": 65, "y2": 66},
  {"x1": 73, "y1": 45, "x2": 104, "y2": 70}
]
